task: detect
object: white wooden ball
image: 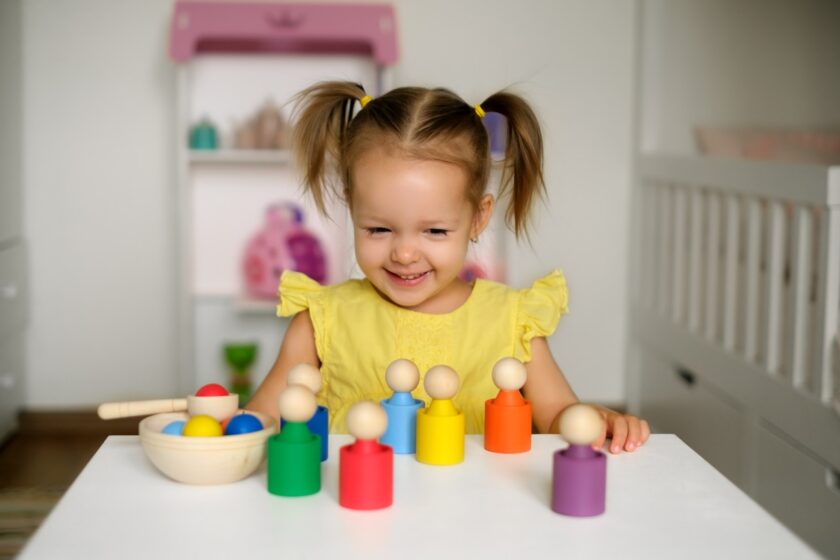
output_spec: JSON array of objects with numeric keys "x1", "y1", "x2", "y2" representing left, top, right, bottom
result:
[
  {"x1": 278, "y1": 385, "x2": 317, "y2": 423},
  {"x1": 559, "y1": 404, "x2": 604, "y2": 445},
  {"x1": 423, "y1": 365, "x2": 460, "y2": 400},
  {"x1": 287, "y1": 363, "x2": 323, "y2": 394},
  {"x1": 385, "y1": 359, "x2": 420, "y2": 393},
  {"x1": 346, "y1": 401, "x2": 388, "y2": 441},
  {"x1": 491, "y1": 357, "x2": 527, "y2": 390}
]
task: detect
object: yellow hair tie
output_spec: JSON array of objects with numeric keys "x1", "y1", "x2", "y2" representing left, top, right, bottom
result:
[
  {"x1": 360, "y1": 95, "x2": 373, "y2": 108},
  {"x1": 474, "y1": 104, "x2": 486, "y2": 119}
]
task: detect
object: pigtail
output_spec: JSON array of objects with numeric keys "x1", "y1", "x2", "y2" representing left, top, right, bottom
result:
[
  {"x1": 291, "y1": 81, "x2": 368, "y2": 216},
  {"x1": 480, "y1": 92, "x2": 546, "y2": 239}
]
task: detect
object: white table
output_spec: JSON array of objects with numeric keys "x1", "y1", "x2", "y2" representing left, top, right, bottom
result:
[{"x1": 20, "y1": 435, "x2": 817, "y2": 559}]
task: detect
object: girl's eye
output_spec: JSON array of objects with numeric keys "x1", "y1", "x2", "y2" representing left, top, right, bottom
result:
[
  {"x1": 366, "y1": 227, "x2": 391, "y2": 235},
  {"x1": 426, "y1": 229, "x2": 448, "y2": 236}
]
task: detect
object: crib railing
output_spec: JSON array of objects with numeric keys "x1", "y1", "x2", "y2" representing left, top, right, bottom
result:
[{"x1": 633, "y1": 154, "x2": 840, "y2": 463}]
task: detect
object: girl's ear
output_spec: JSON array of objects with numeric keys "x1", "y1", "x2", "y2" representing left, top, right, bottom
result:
[{"x1": 470, "y1": 194, "x2": 495, "y2": 239}]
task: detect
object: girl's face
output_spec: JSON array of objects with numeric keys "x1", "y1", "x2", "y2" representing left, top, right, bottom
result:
[{"x1": 350, "y1": 148, "x2": 492, "y2": 313}]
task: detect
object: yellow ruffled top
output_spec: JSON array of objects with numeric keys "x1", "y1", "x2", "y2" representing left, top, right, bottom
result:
[{"x1": 278, "y1": 270, "x2": 568, "y2": 434}]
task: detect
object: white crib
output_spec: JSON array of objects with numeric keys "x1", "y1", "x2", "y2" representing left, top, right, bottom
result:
[{"x1": 628, "y1": 154, "x2": 840, "y2": 557}]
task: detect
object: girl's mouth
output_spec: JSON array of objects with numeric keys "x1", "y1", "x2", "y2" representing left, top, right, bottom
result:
[{"x1": 387, "y1": 270, "x2": 430, "y2": 286}]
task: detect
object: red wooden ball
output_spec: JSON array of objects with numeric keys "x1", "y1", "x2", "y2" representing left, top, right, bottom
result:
[{"x1": 195, "y1": 383, "x2": 229, "y2": 397}]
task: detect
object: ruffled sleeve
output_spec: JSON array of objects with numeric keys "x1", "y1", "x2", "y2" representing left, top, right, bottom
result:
[
  {"x1": 277, "y1": 271, "x2": 328, "y2": 359},
  {"x1": 277, "y1": 270, "x2": 323, "y2": 316},
  {"x1": 513, "y1": 270, "x2": 569, "y2": 362}
]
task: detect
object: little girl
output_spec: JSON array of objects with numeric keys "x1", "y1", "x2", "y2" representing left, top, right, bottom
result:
[{"x1": 247, "y1": 81, "x2": 649, "y2": 454}]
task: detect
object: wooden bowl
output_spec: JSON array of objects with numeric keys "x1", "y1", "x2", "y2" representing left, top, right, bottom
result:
[
  {"x1": 139, "y1": 411, "x2": 277, "y2": 485},
  {"x1": 186, "y1": 394, "x2": 239, "y2": 421}
]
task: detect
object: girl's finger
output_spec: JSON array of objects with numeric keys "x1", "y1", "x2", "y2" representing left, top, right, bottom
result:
[
  {"x1": 625, "y1": 416, "x2": 642, "y2": 451},
  {"x1": 609, "y1": 416, "x2": 627, "y2": 454}
]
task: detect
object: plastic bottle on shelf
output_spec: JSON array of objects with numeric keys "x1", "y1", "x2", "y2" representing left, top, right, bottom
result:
[{"x1": 189, "y1": 116, "x2": 218, "y2": 150}]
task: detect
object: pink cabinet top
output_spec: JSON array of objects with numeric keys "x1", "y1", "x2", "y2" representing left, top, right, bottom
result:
[{"x1": 170, "y1": 2, "x2": 398, "y2": 65}]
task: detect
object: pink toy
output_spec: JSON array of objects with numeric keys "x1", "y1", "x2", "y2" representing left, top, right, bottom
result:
[
  {"x1": 459, "y1": 261, "x2": 487, "y2": 283},
  {"x1": 460, "y1": 254, "x2": 505, "y2": 283},
  {"x1": 242, "y1": 204, "x2": 327, "y2": 299}
]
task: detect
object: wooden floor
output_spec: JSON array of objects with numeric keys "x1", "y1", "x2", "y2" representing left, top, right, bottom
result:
[
  {"x1": 0, "y1": 411, "x2": 137, "y2": 490},
  {"x1": 0, "y1": 411, "x2": 138, "y2": 558}
]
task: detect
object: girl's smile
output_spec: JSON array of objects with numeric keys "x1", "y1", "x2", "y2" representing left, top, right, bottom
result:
[{"x1": 386, "y1": 270, "x2": 430, "y2": 286}]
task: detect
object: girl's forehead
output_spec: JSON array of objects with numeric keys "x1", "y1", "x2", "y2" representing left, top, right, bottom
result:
[
  {"x1": 350, "y1": 153, "x2": 472, "y2": 220},
  {"x1": 352, "y1": 150, "x2": 467, "y2": 192}
]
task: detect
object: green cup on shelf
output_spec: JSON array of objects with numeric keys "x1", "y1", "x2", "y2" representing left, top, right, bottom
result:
[{"x1": 224, "y1": 342, "x2": 258, "y2": 406}]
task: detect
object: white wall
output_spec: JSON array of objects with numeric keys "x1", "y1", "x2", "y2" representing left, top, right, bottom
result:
[
  {"x1": 21, "y1": 0, "x2": 635, "y2": 407},
  {"x1": 0, "y1": 0, "x2": 25, "y2": 438},
  {"x1": 23, "y1": 0, "x2": 179, "y2": 405},
  {"x1": 641, "y1": 0, "x2": 840, "y2": 153},
  {"x1": 1, "y1": 0, "x2": 23, "y2": 245}
]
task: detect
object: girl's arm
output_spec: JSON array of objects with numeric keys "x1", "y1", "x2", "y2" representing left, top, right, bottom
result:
[
  {"x1": 245, "y1": 311, "x2": 320, "y2": 422},
  {"x1": 523, "y1": 337, "x2": 578, "y2": 433},
  {"x1": 523, "y1": 336, "x2": 650, "y2": 453}
]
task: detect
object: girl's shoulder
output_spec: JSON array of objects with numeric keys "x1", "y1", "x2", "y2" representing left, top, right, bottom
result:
[
  {"x1": 473, "y1": 269, "x2": 568, "y2": 308},
  {"x1": 519, "y1": 269, "x2": 568, "y2": 304},
  {"x1": 466, "y1": 270, "x2": 567, "y2": 330},
  {"x1": 459, "y1": 271, "x2": 568, "y2": 362},
  {"x1": 516, "y1": 269, "x2": 569, "y2": 318},
  {"x1": 277, "y1": 271, "x2": 374, "y2": 316},
  {"x1": 510, "y1": 269, "x2": 570, "y2": 362}
]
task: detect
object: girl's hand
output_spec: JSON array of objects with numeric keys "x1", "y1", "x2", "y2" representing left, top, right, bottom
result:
[{"x1": 591, "y1": 406, "x2": 650, "y2": 454}]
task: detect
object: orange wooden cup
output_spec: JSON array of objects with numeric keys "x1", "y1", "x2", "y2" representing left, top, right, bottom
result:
[{"x1": 484, "y1": 390, "x2": 532, "y2": 453}]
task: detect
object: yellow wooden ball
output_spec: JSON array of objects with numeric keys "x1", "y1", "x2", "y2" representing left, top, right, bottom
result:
[{"x1": 182, "y1": 414, "x2": 223, "y2": 437}]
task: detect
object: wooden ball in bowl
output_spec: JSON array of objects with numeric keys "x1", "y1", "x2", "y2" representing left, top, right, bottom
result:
[{"x1": 139, "y1": 410, "x2": 277, "y2": 485}]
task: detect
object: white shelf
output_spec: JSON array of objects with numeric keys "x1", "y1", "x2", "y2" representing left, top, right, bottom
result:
[
  {"x1": 194, "y1": 293, "x2": 278, "y2": 314},
  {"x1": 175, "y1": 53, "x2": 385, "y2": 394},
  {"x1": 188, "y1": 149, "x2": 292, "y2": 165},
  {"x1": 233, "y1": 296, "x2": 278, "y2": 314}
]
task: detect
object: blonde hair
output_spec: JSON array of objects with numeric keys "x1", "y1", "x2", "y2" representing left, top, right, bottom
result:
[{"x1": 292, "y1": 81, "x2": 545, "y2": 238}]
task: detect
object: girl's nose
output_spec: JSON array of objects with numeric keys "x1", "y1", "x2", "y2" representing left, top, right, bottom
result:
[{"x1": 391, "y1": 237, "x2": 419, "y2": 264}]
